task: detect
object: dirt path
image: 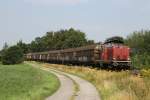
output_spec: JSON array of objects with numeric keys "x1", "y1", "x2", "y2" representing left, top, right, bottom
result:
[
  {"x1": 26, "y1": 62, "x2": 75, "y2": 100},
  {"x1": 45, "y1": 70, "x2": 74, "y2": 100},
  {"x1": 49, "y1": 69, "x2": 101, "y2": 100},
  {"x1": 27, "y1": 62, "x2": 100, "y2": 100}
]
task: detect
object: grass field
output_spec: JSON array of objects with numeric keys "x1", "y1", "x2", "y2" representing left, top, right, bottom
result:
[
  {"x1": 0, "y1": 62, "x2": 60, "y2": 100},
  {"x1": 33, "y1": 62, "x2": 150, "y2": 100}
]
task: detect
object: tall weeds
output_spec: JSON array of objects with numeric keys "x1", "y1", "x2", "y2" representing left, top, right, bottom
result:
[{"x1": 42, "y1": 63, "x2": 150, "y2": 100}]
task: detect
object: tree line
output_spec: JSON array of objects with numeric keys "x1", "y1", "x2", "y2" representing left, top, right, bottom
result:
[
  {"x1": 11, "y1": 28, "x2": 94, "y2": 54},
  {"x1": 28, "y1": 28, "x2": 94, "y2": 52}
]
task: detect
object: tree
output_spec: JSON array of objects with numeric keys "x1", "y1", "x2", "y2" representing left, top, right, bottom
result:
[
  {"x1": 17, "y1": 40, "x2": 29, "y2": 54},
  {"x1": 28, "y1": 28, "x2": 93, "y2": 52},
  {"x1": 3, "y1": 42, "x2": 9, "y2": 50},
  {"x1": 62, "y1": 28, "x2": 87, "y2": 48},
  {"x1": 87, "y1": 40, "x2": 95, "y2": 45},
  {"x1": 0, "y1": 42, "x2": 9, "y2": 61},
  {"x1": 42, "y1": 32, "x2": 55, "y2": 50},
  {"x1": 29, "y1": 37, "x2": 46, "y2": 52},
  {"x1": 126, "y1": 30, "x2": 150, "y2": 54},
  {"x1": 1, "y1": 46, "x2": 24, "y2": 65},
  {"x1": 125, "y1": 30, "x2": 150, "y2": 69},
  {"x1": 0, "y1": 50, "x2": 2, "y2": 61}
]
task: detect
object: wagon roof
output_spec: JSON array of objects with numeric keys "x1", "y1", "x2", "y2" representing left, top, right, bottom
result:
[
  {"x1": 63, "y1": 44, "x2": 98, "y2": 52},
  {"x1": 27, "y1": 44, "x2": 101, "y2": 55}
]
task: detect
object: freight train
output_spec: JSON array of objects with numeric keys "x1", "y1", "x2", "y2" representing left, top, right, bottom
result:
[{"x1": 26, "y1": 37, "x2": 131, "y2": 69}]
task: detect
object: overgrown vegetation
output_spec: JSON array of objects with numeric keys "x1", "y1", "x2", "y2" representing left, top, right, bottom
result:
[
  {"x1": 0, "y1": 52, "x2": 1, "y2": 61},
  {"x1": 126, "y1": 30, "x2": 150, "y2": 69},
  {"x1": 0, "y1": 63, "x2": 60, "y2": 100},
  {"x1": 1, "y1": 46, "x2": 24, "y2": 65},
  {"x1": 37, "y1": 62, "x2": 150, "y2": 100},
  {"x1": 131, "y1": 53, "x2": 150, "y2": 69}
]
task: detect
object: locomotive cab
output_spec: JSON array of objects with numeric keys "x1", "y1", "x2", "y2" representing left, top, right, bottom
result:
[{"x1": 101, "y1": 43, "x2": 131, "y2": 69}]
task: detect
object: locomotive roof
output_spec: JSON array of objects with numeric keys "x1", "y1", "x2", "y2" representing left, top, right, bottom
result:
[{"x1": 104, "y1": 36, "x2": 124, "y2": 44}]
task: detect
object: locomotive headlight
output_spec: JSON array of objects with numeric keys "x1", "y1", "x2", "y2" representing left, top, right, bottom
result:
[
  {"x1": 113, "y1": 58, "x2": 116, "y2": 60},
  {"x1": 128, "y1": 58, "x2": 130, "y2": 60}
]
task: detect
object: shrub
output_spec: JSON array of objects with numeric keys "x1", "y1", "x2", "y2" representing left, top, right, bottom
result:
[
  {"x1": 1, "y1": 46, "x2": 24, "y2": 65},
  {"x1": 131, "y1": 53, "x2": 150, "y2": 69},
  {"x1": 141, "y1": 69, "x2": 150, "y2": 77},
  {"x1": 0, "y1": 55, "x2": 1, "y2": 61}
]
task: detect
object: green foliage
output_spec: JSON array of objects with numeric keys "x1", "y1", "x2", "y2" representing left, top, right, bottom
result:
[
  {"x1": 126, "y1": 30, "x2": 150, "y2": 54},
  {"x1": 87, "y1": 40, "x2": 95, "y2": 45},
  {"x1": 1, "y1": 46, "x2": 24, "y2": 65},
  {"x1": 17, "y1": 40, "x2": 29, "y2": 54},
  {"x1": 3, "y1": 42, "x2": 9, "y2": 50},
  {"x1": 29, "y1": 28, "x2": 94, "y2": 52},
  {"x1": 0, "y1": 50, "x2": 2, "y2": 61},
  {"x1": 132, "y1": 53, "x2": 150, "y2": 69},
  {"x1": 0, "y1": 63, "x2": 60, "y2": 100},
  {"x1": 126, "y1": 30, "x2": 150, "y2": 69},
  {"x1": 29, "y1": 37, "x2": 47, "y2": 52},
  {"x1": 61, "y1": 28, "x2": 87, "y2": 49},
  {"x1": 0, "y1": 55, "x2": 1, "y2": 61}
]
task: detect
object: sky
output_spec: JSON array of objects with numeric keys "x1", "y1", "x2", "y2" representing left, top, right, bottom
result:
[{"x1": 0, "y1": 0, "x2": 150, "y2": 49}]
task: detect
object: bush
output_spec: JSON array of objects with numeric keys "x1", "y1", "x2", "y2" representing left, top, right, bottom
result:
[
  {"x1": 0, "y1": 56, "x2": 1, "y2": 61},
  {"x1": 0, "y1": 51, "x2": 2, "y2": 61},
  {"x1": 1, "y1": 46, "x2": 24, "y2": 65},
  {"x1": 132, "y1": 53, "x2": 150, "y2": 69}
]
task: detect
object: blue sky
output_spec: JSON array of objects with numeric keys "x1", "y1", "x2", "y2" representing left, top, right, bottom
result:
[{"x1": 0, "y1": 0, "x2": 150, "y2": 49}]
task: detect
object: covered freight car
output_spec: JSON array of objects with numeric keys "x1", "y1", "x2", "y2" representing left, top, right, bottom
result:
[{"x1": 26, "y1": 44, "x2": 102, "y2": 65}]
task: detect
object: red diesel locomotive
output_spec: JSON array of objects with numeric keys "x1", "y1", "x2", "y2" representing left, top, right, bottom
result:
[{"x1": 100, "y1": 43, "x2": 131, "y2": 69}]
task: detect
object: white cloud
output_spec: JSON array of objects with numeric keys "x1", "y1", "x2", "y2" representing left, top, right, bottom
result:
[{"x1": 24, "y1": 0, "x2": 88, "y2": 6}]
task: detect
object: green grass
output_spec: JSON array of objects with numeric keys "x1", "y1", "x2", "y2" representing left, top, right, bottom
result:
[
  {"x1": 36, "y1": 62, "x2": 150, "y2": 100},
  {"x1": 0, "y1": 62, "x2": 60, "y2": 100}
]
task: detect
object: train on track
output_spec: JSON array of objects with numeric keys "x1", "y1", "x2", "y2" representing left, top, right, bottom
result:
[{"x1": 25, "y1": 37, "x2": 131, "y2": 69}]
